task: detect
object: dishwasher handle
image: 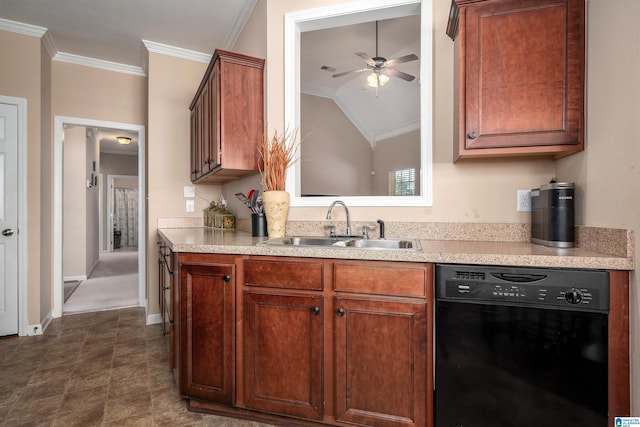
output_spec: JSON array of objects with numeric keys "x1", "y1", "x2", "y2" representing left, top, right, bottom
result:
[{"x1": 490, "y1": 273, "x2": 547, "y2": 283}]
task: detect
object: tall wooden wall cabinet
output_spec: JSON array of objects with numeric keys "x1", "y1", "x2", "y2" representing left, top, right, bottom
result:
[
  {"x1": 189, "y1": 49, "x2": 265, "y2": 183},
  {"x1": 447, "y1": 0, "x2": 585, "y2": 160}
]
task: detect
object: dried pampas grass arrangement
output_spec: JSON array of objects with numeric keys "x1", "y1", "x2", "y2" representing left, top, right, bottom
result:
[{"x1": 259, "y1": 128, "x2": 301, "y2": 191}]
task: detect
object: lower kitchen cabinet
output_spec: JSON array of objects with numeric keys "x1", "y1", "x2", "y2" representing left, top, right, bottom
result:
[
  {"x1": 160, "y1": 244, "x2": 628, "y2": 427},
  {"x1": 166, "y1": 254, "x2": 432, "y2": 427},
  {"x1": 243, "y1": 291, "x2": 324, "y2": 420},
  {"x1": 178, "y1": 255, "x2": 235, "y2": 404},
  {"x1": 334, "y1": 297, "x2": 427, "y2": 427}
]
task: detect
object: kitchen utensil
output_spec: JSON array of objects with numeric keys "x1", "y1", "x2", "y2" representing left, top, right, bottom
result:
[
  {"x1": 235, "y1": 193, "x2": 253, "y2": 210},
  {"x1": 250, "y1": 190, "x2": 259, "y2": 213}
]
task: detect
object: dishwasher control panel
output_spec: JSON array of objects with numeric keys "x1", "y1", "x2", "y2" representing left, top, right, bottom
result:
[{"x1": 436, "y1": 264, "x2": 609, "y2": 312}]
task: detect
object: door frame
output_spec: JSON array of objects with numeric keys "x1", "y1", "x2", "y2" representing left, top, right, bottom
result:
[
  {"x1": 0, "y1": 95, "x2": 28, "y2": 336},
  {"x1": 53, "y1": 116, "x2": 146, "y2": 318}
]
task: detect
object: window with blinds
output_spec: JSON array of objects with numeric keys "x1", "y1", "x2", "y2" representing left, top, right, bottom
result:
[{"x1": 389, "y1": 168, "x2": 416, "y2": 196}]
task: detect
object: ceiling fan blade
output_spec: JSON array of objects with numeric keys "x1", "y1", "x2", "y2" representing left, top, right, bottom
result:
[
  {"x1": 355, "y1": 52, "x2": 376, "y2": 66},
  {"x1": 332, "y1": 68, "x2": 368, "y2": 78},
  {"x1": 384, "y1": 53, "x2": 419, "y2": 67},
  {"x1": 385, "y1": 68, "x2": 416, "y2": 82}
]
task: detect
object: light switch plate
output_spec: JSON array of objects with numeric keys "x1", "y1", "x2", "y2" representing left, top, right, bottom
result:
[
  {"x1": 184, "y1": 186, "x2": 195, "y2": 198},
  {"x1": 186, "y1": 199, "x2": 195, "y2": 212}
]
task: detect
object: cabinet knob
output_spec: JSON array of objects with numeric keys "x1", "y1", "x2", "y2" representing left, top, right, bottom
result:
[
  {"x1": 468, "y1": 131, "x2": 478, "y2": 139},
  {"x1": 311, "y1": 306, "x2": 320, "y2": 316},
  {"x1": 223, "y1": 274, "x2": 231, "y2": 282},
  {"x1": 336, "y1": 307, "x2": 345, "y2": 317}
]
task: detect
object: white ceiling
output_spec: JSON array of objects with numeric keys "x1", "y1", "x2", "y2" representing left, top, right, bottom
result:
[
  {"x1": 301, "y1": 15, "x2": 421, "y2": 144},
  {"x1": 0, "y1": 1, "x2": 421, "y2": 150},
  {"x1": 0, "y1": 0, "x2": 256, "y2": 69},
  {"x1": 0, "y1": 0, "x2": 256, "y2": 156}
]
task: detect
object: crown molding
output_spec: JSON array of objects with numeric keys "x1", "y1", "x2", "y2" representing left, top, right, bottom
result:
[
  {"x1": 143, "y1": 40, "x2": 211, "y2": 64},
  {"x1": 52, "y1": 52, "x2": 147, "y2": 77},
  {"x1": 223, "y1": 0, "x2": 258, "y2": 49},
  {"x1": 0, "y1": 17, "x2": 46, "y2": 37},
  {"x1": 41, "y1": 31, "x2": 57, "y2": 58}
]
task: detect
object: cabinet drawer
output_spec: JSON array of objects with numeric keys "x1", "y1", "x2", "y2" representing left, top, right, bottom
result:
[
  {"x1": 244, "y1": 258, "x2": 324, "y2": 291},
  {"x1": 334, "y1": 261, "x2": 428, "y2": 298}
]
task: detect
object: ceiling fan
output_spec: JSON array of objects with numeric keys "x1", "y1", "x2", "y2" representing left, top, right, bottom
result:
[{"x1": 332, "y1": 20, "x2": 418, "y2": 88}]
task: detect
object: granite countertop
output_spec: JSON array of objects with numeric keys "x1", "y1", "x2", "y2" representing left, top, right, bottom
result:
[{"x1": 157, "y1": 224, "x2": 634, "y2": 271}]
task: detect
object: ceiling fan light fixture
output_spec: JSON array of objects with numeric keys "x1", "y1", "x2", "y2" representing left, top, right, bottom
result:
[
  {"x1": 117, "y1": 136, "x2": 132, "y2": 145},
  {"x1": 367, "y1": 72, "x2": 389, "y2": 88}
]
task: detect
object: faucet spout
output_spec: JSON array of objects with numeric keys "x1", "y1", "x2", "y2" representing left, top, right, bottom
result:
[{"x1": 326, "y1": 200, "x2": 351, "y2": 236}]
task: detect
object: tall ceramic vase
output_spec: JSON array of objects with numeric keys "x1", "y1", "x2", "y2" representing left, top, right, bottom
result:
[{"x1": 262, "y1": 190, "x2": 290, "y2": 238}]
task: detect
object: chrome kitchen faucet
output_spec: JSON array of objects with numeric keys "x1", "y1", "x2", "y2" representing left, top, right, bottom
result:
[{"x1": 326, "y1": 200, "x2": 351, "y2": 236}]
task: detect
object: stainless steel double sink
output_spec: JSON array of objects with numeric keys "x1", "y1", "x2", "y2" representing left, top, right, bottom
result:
[{"x1": 258, "y1": 236, "x2": 421, "y2": 251}]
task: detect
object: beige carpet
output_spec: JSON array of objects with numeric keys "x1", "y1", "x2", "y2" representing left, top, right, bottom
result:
[
  {"x1": 64, "y1": 251, "x2": 139, "y2": 314},
  {"x1": 63, "y1": 280, "x2": 81, "y2": 302}
]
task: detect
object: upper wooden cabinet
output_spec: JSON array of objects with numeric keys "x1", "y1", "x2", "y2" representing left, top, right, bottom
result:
[
  {"x1": 447, "y1": 0, "x2": 585, "y2": 160},
  {"x1": 189, "y1": 49, "x2": 265, "y2": 183}
]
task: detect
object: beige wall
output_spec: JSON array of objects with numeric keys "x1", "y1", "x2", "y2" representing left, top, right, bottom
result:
[
  {"x1": 301, "y1": 94, "x2": 373, "y2": 196},
  {"x1": 0, "y1": 30, "x2": 43, "y2": 326},
  {"x1": 40, "y1": 42, "x2": 53, "y2": 321},
  {"x1": 52, "y1": 62, "x2": 146, "y2": 123},
  {"x1": 374, "y1": 130, "x2": 421, "y2": 196},
  {"x1": 146, "y1": 52, "x2": 221, "y2": 316},
  {"x1": 62, "y1": 126, "x2": 100, "y2": 279},
  {"x1": 51, "y1": 60, "x2": 147, "y2": 309},
  {"x1": 62, "y1": 127, "x2": 88, "y2": 278},
  {"x1": 557, "y1": 0, "x2": 640, "y2": 412},
  {"x1": 85, "y1": 131, "x2": 100, "y2": 275}
]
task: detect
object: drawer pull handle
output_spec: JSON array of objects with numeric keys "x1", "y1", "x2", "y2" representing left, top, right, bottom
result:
[
  {"x1": 223, "y1": 274, "x2": 231, "y2": 282},
  {"x1": 337, "y1": 307, "x2": 345, "y2": 317},
  {"x1": 311, "y1": 306, "x2": 320, "y2": 316}
]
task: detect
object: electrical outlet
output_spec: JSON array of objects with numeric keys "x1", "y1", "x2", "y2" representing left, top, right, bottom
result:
[
  {"x1": 186, "y1": 199, "x2": 195, "y2": 212},
  {"x1": 517, "y1": 190, "x2": 532, "y2": 212}
]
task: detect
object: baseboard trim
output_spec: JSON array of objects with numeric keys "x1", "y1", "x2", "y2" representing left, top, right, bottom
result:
[
  {"x1": 64, "y1": 275, "x2": 87, "y2": 282},
  {"x1": 146, "y1": 313, "x2": 162, "y2": 325}
]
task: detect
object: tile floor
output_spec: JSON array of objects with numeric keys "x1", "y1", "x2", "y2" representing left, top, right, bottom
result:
[{"x1": 0, "y1": 307, "x2": 274, "y2": 427}]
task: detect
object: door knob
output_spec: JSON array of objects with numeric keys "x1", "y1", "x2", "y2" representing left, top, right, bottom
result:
[{"x1": 2, "y1": 229, "x2": 14, "y2": 236}]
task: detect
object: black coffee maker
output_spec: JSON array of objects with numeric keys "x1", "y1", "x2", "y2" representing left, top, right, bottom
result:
[{"x1": 531, "y1": 180, "x2": 575, "y2": 248}]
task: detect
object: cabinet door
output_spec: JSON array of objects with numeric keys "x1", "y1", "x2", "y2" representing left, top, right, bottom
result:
[
  {"x1": 208, "y1": 66, "x2": 220, "y2": 170},
  {"x1": 243, "y1": 291, "x2": 324, "y2": 420},
  {"x1": 189, "y1": 104, "x2": 200, "y2": 180},
  {"x1": 458, "y1": 0, "x2": 584, "y2": 158},
  {"x1": 334, "y1": 297, "x2": 427, "y2": 427},
  {"x1": 179, "y1": 262, "x2": 234, "y2": 403},
  {"x1": 200, "y1": 77, "x2": 212, "y2": 174}
]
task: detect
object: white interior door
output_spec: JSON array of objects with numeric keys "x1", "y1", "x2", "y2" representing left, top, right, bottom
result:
[{"x1": 0, "y1": 102, "x2": 19, "y2": 336}]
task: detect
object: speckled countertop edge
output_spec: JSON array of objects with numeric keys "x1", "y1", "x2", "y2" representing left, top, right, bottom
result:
[{"x1": 157, "y1": 221, "x2": 634, "y2": 271}]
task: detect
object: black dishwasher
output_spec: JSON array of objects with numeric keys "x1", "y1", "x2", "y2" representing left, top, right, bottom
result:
[{"x1": 435, "y1": 264, "x2": 609, "y2": 427}]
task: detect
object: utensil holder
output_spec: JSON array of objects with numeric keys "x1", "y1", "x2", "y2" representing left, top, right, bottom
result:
[{"x1": 251, "y1": 213, "x2": 268, "y2": 237}]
